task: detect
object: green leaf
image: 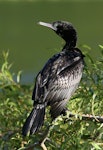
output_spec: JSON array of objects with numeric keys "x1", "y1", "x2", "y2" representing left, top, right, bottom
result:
[
  {"x1": 99, "y1": 44, "x2": 103, "y2": 49},
  {"x1": 91, "y1": 142, "x2": 101, "y2": 150}
]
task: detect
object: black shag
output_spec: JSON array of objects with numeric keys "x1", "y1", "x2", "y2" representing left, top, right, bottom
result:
[{"x1": 22, "y1": 21, "x2": 84, "y2": 136}]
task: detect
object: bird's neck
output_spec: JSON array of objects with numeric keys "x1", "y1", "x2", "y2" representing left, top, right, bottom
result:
[
  {"x1": 62, "y1": 40, "x2": 76, "y2": 51},
  {"x1": 62, "y1": 35, "x2": 77, "y2": 51}
]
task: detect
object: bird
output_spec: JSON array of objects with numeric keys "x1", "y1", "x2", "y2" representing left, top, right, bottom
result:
[{"x1": 22, "y1": 20, "x2": 84, "y2": 136}]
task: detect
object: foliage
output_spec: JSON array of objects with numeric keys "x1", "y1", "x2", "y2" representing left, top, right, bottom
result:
[{"x1": 0, "y1": 47, "x2": 103, "y2": 150}]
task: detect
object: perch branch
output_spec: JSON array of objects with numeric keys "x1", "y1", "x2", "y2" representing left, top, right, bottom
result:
[{"x1": 68, "y1": 113, "x2": 103, "y2": 123}]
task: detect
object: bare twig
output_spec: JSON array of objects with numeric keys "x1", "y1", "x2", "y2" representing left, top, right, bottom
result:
[
  {"x1": 40, "y1": 124, "x2": 55, "y2": 150},
  {"x1": 68, "y1": 113, "x2": 103, "y2": 123}
]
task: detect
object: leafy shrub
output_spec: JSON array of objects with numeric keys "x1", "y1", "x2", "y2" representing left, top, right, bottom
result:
[{"x1": 0, "y1": 47, "x2": 103, "y2": 150}]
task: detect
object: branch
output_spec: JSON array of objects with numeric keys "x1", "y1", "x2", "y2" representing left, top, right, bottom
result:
[{"x1": 68, "y1": 113, "x2": 103, "y2": 123}]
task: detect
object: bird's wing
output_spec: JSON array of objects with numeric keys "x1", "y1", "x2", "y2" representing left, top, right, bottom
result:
[
  {"x1": 32, "y1": 53, "x2": 60, "y2": 101},
  {"x1": 32, "y1": 52, "x2": 84, "y2": 103},
  {"x1": 57, "y1": 56, "x2": 82, "y2": 75},
  {"x1": 49, "y1": 58, "x2": 84, "y2": 119},
  {"x1": 47, "y1": 56, "x2": 84, "y2": 102}
]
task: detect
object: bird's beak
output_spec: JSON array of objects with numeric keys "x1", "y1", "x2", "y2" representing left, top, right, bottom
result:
[{"x1": 38, "y1": 21, "x2": 56, "y2": 31}]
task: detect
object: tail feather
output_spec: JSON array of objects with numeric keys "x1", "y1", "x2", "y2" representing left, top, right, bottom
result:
[
  {"x1": 30, "y1": 106, "x2": 45, "y2": 134},
  {"x1": 22, "y1": 104, "x2": 45, "y2": 136}
]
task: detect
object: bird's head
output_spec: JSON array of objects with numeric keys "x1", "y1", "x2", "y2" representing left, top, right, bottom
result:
[{"x1": 38, "y1": 21, "x2": 77, "y2": 48}]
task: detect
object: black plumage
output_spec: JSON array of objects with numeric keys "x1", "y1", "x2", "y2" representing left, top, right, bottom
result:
[{"x1": 22, "y1": 21, "x2": 84, "y2": 136}]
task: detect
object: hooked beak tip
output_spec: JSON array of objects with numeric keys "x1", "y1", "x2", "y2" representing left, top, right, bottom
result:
[{"x1": 38, "y1": 21, "x2": 43, "y2": 25}]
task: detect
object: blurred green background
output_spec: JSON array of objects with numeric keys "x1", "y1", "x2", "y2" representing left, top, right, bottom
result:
[{"x1": 0, "y1": 0, "x2": 103, "y2": 83}]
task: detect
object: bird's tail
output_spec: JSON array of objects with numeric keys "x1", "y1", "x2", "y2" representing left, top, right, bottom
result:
[{"x1": 22, "y1": 104, "x2": 45, "y2": 136}]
